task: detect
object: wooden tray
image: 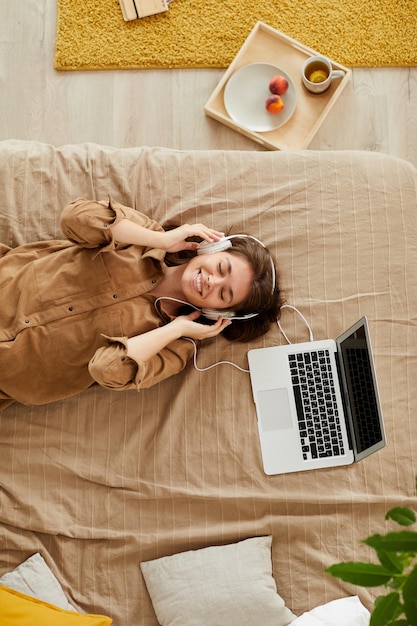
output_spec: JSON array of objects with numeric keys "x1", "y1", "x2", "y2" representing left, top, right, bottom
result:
[{"x1": 204, "y1": 22, "x2": 352, "y2": 151}]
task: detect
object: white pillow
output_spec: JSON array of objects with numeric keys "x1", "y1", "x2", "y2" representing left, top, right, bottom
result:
[
  {"x1": 140, "y1": 535, "x2": 296, "y2": 626},
  {"x1": 0, "y1": 553, "x2": 76, "y2": 611},
  {"x1": 290, "y1": 596, "x2": 370, "y2": 626}
]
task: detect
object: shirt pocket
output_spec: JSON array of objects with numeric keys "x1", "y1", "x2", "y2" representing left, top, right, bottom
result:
[
  {"x1": 33, "y1": 247, "x2": 111, "y2": 303},
  {"x1": 48, "y1": 311, "x2": 124, "y2": 368}
]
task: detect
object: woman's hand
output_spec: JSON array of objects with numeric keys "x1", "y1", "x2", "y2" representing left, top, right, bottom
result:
[
  {"x1": 162, "y1": 224, "x2": 224, "y2": 253},
  {"x1": 126, "y1": 311, "x2": 231, "y2": 365},
  {"x1": 172, "y1": 311, "x2": 231, "y2": 339},
  {"x1": 110, "y1": 219, "x2": 224, "y2": 253}
]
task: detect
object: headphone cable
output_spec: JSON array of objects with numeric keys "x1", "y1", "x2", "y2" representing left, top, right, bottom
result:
[{"x1": 153, "y1": 298, "x2": 314, "y2": 372}]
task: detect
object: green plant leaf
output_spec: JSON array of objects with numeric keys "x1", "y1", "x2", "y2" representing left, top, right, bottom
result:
[
  {"x1": 403, "y1": 564, "x2": 417, "y2": 625},
  {"x1": 377, "y1": 550, "x2": 404, "y2": 574},
  {"x1": 388, "y1": 574, "x2": 408, "y2": 590},
  {"x1": 326, "y1": 562, "x2": 393, "y2": 586},
  {"x1": 386, "y1": 507, "x2": 416, "y2": 527},
  {"x1": 370, "y1": 592, "x2": 401, "y2": 626},
  {"x1": 365, "y1": 532, "x2": 417, "y2": 553}
]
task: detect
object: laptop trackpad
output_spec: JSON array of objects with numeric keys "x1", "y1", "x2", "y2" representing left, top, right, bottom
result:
[{"x1": 257, "y1": 388, "x2": 293, "y2": 431}]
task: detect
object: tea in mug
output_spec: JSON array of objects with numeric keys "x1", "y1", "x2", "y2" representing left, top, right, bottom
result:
[{"x1": 305, "y1": 60, "x2": 329, "y2": 84}]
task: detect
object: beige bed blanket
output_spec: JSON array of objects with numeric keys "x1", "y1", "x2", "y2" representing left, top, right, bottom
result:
[{"x1": 0, "y1": 140, "x2": 416, "y2": 623}]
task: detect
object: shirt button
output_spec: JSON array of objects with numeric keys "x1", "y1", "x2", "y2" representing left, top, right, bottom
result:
[
  {"x1": 113, "y1": 294, "x2": 118, "y2": 299},
  {"x1": 25, "y1": 319, "x2": 30, "y2": 324},
  {"x1": 103, "y1": 223, "x2": 108, "y2": 228},
  {"x1": 68, "y1": 306, "x2": 74, "y2": 311},
  {"x1": 151, "y1": 279, "x2": 157, "y2": 284}
]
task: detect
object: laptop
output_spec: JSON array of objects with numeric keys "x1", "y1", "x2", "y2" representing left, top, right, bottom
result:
[{"x1": 247, "y1": 316, "x2": 386, "y2": 475}]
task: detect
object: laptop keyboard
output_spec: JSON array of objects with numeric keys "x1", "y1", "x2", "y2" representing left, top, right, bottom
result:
[{"x1": 288, "y1": 350, "x2": 345, "y2": 461}]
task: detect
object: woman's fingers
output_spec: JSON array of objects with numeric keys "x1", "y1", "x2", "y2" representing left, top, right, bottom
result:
[
  {"x1": 164, "y1": 224, "x2": 225, "y2": 253},
  {"x1": 179, "y1": 313, "x2": 232, "y2": 340},
  {"x1": 197, "y1": 226, "x2": 225, "y2": 243}
]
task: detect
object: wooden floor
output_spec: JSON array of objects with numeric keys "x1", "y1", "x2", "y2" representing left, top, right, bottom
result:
[{"x1": 1, "y1": 1, "x2": 416, "y2": 168}]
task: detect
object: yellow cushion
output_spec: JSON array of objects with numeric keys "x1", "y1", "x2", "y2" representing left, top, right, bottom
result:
[{"x1": 0, "y1": 585, "x2": 112, "y2": 625}]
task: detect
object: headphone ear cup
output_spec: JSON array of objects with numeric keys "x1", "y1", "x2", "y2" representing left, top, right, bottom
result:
[
  {"x1": 197, "y1": 238, "x2": 232, "y2": 255},
  {"x1": 201, "y1": 309, "x2": 258, "y2": 321},
  {"x1": 201, "y1": 308, "x2": 235, "y2": 321}
]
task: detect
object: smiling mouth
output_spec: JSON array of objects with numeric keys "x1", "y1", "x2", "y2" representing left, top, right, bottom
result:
[{"x1": 193, "y1": 269, "x2": 203, "y2": 295}]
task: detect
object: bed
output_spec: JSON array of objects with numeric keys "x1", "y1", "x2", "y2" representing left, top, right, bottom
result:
[{"x1": 0, "y1": 139, "x2": 416, "y2": 625}]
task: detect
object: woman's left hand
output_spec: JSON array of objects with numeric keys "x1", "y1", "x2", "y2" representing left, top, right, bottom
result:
[
  {"x1": 163, "y1": 224, "x2": 224, "y2": 253},
  {"x1": 172, "y1": 311, "x2": 231, "y2": 340}
]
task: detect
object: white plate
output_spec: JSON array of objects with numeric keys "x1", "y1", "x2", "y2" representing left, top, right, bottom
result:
[{"x1": 224, "y1": 63, "x2": 297, "y2": 132}]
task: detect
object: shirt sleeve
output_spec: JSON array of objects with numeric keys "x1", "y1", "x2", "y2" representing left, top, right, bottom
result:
[
  {"x1": 88, "y1": 335, "x2": 195, "y2": 391},
  {"x1": 60, "y1": 196, "x2": 165, "y2": 252}
]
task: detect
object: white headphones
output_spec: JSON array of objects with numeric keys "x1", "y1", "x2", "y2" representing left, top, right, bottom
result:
[{"x1": 196, "y1": 235, "x2": 276, "y2": 321}]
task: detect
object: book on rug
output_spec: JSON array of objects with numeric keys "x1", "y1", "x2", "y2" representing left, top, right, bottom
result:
[{"x1": 119, "y1": 0, "x2": 170, "y2": 20}]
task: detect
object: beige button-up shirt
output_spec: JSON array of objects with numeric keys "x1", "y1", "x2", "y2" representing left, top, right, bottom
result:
[{"x1": 0, "y1": 198, "x2": 193, "y2": 410}]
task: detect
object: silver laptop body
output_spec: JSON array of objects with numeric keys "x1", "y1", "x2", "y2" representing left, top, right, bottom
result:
[{"x1": 248, "y1": 317, "x2": 385, "y2": 475}]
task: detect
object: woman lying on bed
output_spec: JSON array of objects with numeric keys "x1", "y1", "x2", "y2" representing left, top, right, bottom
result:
[{"x1": 0, "y1": 198, "x2": 282, "y2": 411}]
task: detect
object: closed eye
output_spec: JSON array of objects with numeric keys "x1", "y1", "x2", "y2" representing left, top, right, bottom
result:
[
  {"x1": 220, "y1": 285, "x2": 233, "y2": 304},
  {"x1": 220, "y1": 257, "x2": 233, "y2": 303},
  {"x1": 219, "y1": 258, "x2": 232, "y2": 276}
]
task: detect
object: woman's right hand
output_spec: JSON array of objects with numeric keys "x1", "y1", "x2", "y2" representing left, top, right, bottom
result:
[{"x1": 162, "y1": 224, "x2": 224, "y2": 253}]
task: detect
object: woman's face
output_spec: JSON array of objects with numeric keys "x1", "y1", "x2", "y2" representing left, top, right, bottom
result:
[{"x1": 181, "y1": 251, "x2": 254, "y2": 311}]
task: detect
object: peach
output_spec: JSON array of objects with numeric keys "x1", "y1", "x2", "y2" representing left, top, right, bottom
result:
[
  {"x1": 265, "y1": 95, "x2": 284, "y2": 114},
  {"x1": 269, "y1": 75, "x2": 289, "y2": 96}
]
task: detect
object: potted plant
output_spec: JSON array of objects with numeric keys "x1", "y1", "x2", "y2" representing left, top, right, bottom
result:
[{"x1": 326, "y1": 485, "x2": 417, "y2": 626}]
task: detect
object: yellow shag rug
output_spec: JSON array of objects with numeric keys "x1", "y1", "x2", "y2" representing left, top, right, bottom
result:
[{"x1": 54, "y1": 0, "x2": 417, "y2": 70}]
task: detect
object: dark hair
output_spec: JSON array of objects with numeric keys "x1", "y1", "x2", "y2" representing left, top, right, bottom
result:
[
  {"x1": 165, "y1": 235, "x2": 284, "y2": 342},
  {"x1": 222, "y1": 238, "x2": 283, "y2": 341}
]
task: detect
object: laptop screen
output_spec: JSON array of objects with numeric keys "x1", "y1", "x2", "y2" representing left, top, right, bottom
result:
[{"x1": 336, "y1": 317, "x2": 386, "y2": 461}]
